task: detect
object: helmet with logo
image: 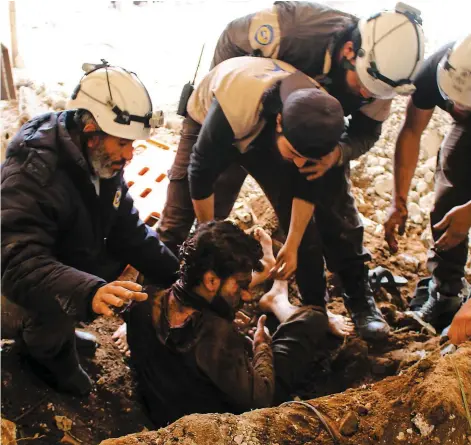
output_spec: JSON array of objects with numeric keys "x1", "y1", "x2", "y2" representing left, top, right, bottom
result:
[
  {"x1": 437, "y1": 34, "x2": 471, "y2": 110},
  {"x1": 355, "y1": 2, "x2": 425, "y2": 99},
  {"x1": 67, "y1": 60, "x2": 164, "y2": 140}
]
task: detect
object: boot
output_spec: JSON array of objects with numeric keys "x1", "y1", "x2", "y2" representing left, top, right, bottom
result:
[
  {"x1": 415, "y1": 278, "x2": 468, "y2": 330},
  {"x1": 340, "y1": 265, "x2": 390, "y2": 341}
]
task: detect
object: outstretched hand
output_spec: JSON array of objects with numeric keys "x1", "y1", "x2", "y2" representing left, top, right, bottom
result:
[
  {"x1": 271, "y1": 243, "x2": 297, "y2": 280},
  {"x1": 253, "y1": 315, "x2": 271, "y2": 349},
  {"x1": 92, "y1": 281, "x2": 148, "y2": 317},
  {"x1": 384, "y1": 201, "x2": 408, "y2": 253},
  {"x1": 434, "y1": 203, "x2": 471, "y2": 251}
]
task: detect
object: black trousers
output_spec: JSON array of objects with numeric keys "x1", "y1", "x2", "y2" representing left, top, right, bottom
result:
[
  {"x1": 1, "y1": 296, "x2": 80, "y2": 377},
  {"x1": 157, "y1": 116, "x2": 370, "y2": 306},
  {"x1": 428, "y1": 122, "x2": 471, "y2": 296}
]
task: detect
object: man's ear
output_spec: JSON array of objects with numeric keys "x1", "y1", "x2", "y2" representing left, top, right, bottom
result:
[
  {"x1": 202, "y1": 270, "x2": 221, "y2": 295},
  {"x1": 83, "y1": 122, "x2": 100, "y2": 148},
  {"x1": 341, "y1": 41, "x2": 356, "y2": 64},
  {"x1": 276, "y1": 113, "x2": 283, "y2": 133}
]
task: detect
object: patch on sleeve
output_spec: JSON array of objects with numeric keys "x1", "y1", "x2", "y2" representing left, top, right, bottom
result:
[
  {"x1": 248, "y1": 6, "x2": 280, "y2": 58},
  {"x1": 113, "y1": 187, "x2": 122, "y2": 209}
]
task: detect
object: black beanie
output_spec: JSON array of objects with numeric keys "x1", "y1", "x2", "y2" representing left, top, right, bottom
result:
[{"x1": 280, "y1": 71, "x2": 345, "y2": 158}]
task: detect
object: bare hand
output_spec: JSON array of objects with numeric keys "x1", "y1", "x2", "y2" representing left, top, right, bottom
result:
[
  {"x1": 384, "y1": 200, "x2": 408, "y2": 253},
  {"x1": 92, "y1": 281, "x2": 148, "y2": 317},
  {"x1": 434, "y1": 203, "x2": 471, "y2": 251},
  {"x1": 298, "y1": 146, "x2": 341, "y2": 181},
  {"x1": 233, "y1": 311, "x2": 251, "y2": 331},
  {"x1": 448, "y1": 300, "x2": 471, "y2": 345},
  {"x1": 271, "y1": 242, "x2": 297, "y2": 280},
  {"x1": 253, "y1": 315, "x2": 271, "y2": 349}
]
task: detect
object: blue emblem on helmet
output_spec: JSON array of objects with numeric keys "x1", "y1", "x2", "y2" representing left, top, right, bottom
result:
[{"x1": 255, "y1": 24, "x2": 274, "y2": 46}]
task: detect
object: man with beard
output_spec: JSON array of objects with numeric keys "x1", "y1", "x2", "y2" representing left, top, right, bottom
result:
[
  {"x1": 384, "y1": 34, "x2": 471, "y2": 330},
  {"x1": 1, "y1": 61, "x2": 179, "y2": 396},
  {"x1": 157, "y1": 2, "x2": 425, "y2": 341},
  {"x1": 126, "y1": 220, "x2": 330, "y2": 427}
]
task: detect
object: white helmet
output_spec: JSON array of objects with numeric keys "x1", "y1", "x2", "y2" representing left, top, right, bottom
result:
[
  {"x1": 355, "y1": 2, "x2": 425, "y2": 99},
  {"x1": 67, "y1": 60, "x2": 164, "y2": 140},
  {"x1": 437, "y1": 34, "x2": 471, "y2": 110}
]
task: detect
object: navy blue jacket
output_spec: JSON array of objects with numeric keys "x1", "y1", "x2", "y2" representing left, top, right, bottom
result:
[{"x1": 1, "y1": 111, "x2": 178, "y2": 321}]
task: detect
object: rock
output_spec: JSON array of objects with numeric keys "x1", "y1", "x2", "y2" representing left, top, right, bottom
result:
[
  {"x1": 234, "y1": 435, "x2": 244, "y2": 444},
  {"x1": 425, "y1": 156, "x2": 437, "y2": 171},
  {"x1": 339, "y1": 411, "x2": 359, "y2": 436},
  {"x1": 419, "y1": 192, "x2": 435, "y2": 214},
  {"x1": 366, "y1": 165, "x2": 385, "y2": 176},
  {"x1": 411, "y1": 214, "x2": 424, "y2": 225},
  {"x1": 397, "y1": 431, "x2": 406, "y2": 441},
  {"x1": 424, "y1": 170, "x2": 434, "y2": 184},
  {"x1": 1, "y1": 418, "x2": 17, "y2": 445},
  {"x1": 408, "y1": 202, "x2": 421, "y2": 219},
  {"x1": 357, "y1": 405, "x2": 369, "y2": 416},
  {"x1": 412, "y1": 413, "x2": 435, "y2": 437},
  {"x1": 422, "y1": 129, "x2": 442, "y2": 158},
  {"x1": 409, "y1": 190, "x2": 420, "y2": 203},
  {"x1": 398, "y1": 253, "x2": 420, "y2": 271},
  {"x1": 416, "y1": 180, "x2": 428, "y2": 194},
  {"x1": 418, "y1": 359, "x2": 433, "y2": 371},
  {"x1": 55, "y1": 416, "x2": 73, "y2": 432},
  {"x1": 374, "y1": 174, "x2": 393, "y2": 198}
]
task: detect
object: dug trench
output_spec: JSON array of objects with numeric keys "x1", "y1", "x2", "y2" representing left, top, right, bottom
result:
[{"x1": 1, "y1": 92, "x2": 471, "y2": 444}]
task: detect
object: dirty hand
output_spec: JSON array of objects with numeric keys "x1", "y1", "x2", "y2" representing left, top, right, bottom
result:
[
  {"x1": 434, "y1": 203, "x2": 471, "y2": 251},
  {"x1": 271, "y1": 242, "x2": 297, "y2": 280},
  {"x1": 384, "y1": 200, "x2": 408, "y2": 253},
  {"x1": 92, "y1": 281, "x2": 148, "y2": 317},
  {"x1": 298, "y1": 146, "x2": 341, "y2": 181},
  {"x1": 253, "y1": 315, "x2": 271, "y2": 349},
  {"x1": 233, "y1": 311, "x2": 251, "y2": 331},
  {"x1": 448, "y1": 300, "x2": 471, "y2": 345}
]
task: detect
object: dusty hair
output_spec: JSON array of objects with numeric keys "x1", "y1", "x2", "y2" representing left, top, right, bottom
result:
[
  {"x1": 179, "y1": 221, "x2": 264, "y2": 288},
  {"x1": 73, "y1": 109, "x2": 103, "y2": 133}
]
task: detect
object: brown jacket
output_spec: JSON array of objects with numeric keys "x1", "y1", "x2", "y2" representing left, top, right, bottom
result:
[{"x1": 126, "y1": 288, "x2": 274, "y2": 427}]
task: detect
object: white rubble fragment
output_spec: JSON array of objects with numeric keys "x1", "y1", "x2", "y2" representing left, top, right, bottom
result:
[
  {"x1": 374, "y1": 174, "x2": 393, "y2": 198},
  {"x1": 412, "y1": 413, "x2": 435, "y2": 437},
  {"x1": 419, "y1": 192, "x2": 435, "y2": 214},
  {"x1": 424, "y1": 170, "x2": 434, "y2": 184},
  {"x1": 421, "y1": 129, "x2": 442, "y2": 158},
  {"x1": 415, "y1": 180, "x2": 428, "y2": 194},
  {"x1": 397, "y1": 432, "x2": 406, "y2": 441}
]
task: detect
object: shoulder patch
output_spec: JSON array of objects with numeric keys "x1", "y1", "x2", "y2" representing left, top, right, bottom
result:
[
  {"x1": 21, "y1": 150, "x2": 53, "y2": 186},
  {"x1": 113, "y1": 187, "x2": 122, "y2": 209}
]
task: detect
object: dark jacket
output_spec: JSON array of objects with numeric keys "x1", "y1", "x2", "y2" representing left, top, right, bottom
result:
[
  {"x1": 126, "y1": 288, "x2": 274, "y2": 427},
  {"x1": 1, "y1": 111, "x2": 179, "y2": 321}
]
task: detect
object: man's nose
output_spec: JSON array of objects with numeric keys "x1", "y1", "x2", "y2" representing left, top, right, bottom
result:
[{"x1": 123, "y1": 144, "x2": 134, "y2": 162}]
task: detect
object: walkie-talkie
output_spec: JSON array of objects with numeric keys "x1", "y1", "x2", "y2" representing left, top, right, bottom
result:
[{"x1": 177, "y1": 44, "x2": 205, "y2": 116}]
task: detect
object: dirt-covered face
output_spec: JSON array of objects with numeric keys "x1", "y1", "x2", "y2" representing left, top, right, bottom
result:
[{"x1": 83, "y1": 123, "x2": 134, "y2": 179}]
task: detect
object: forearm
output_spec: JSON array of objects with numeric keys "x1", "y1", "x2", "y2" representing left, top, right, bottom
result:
[
  {"x1": 192, "y1": 194, "x2": 215, "y2": 223},
  {"x1": 338, "y1": 127, "x2": 382, "y2": 164},
  {"x1": 286, "y1": 198, "x2": 315, "y2": 248},
  {"x1": 393, "y1": 127, "x2": 421, "y2": 204},
  {"x1": 251, "y1": 342, "x2": 275, "y2": 407}
]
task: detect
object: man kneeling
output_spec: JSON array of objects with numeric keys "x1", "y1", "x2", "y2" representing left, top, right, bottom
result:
[{"x1": 126, "y1": 221, "x2": 330, "y2": 427}]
